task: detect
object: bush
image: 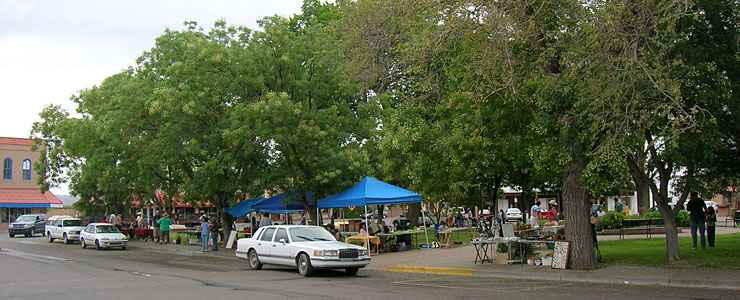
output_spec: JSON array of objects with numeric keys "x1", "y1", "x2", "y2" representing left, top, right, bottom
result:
[
  {"x1": 676, "y1": 210, "x2": 689, "y2": 227},
  {"x1": 600, "y1": 211, "x2": 625, "y2": 230},
  {"x1": 644, "y1": 210, "x2": 662, "y2": 219}
]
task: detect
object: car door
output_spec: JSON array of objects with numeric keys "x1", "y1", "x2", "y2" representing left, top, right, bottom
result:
[
  {"x1": 272, "y1": 228, "x2": 292, "y2": 265},
  {"x1": 256, "y1": 227, "x2": 277, "y2": 264},
  {"x1": 50, "y1": 220, "x2": 60, "y2": 238},
  {"x1": 82, "y1": 225, "x2": 94, "y2": 244}
]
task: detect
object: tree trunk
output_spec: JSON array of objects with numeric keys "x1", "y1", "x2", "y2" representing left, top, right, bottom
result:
[
  {"x1": 562, "y1": 158, "x2": 596, "y2": 269},
  {"x1": 219, "y1": 195, "x2": 233, "y2": 247},
  {"x1": 407, "y1": 204, "x2": 420, "y2": 226},
  {"x1": 627, "y1": 157, "x2": 651, "y2": 214},
  {"x1": 661, "y1": 210, "x2": 680, "y2": 263}
]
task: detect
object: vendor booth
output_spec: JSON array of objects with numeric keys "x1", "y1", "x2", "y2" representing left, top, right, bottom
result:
[{"x1": 318, "y1": 176, "x2": 430, "y2": 252}]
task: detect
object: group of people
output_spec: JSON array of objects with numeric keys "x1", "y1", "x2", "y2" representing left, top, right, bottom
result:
[
  {"x1": 198, "y1": 214, "x2": 221, "y2": 252},
  {"x1": 687, "y1": 192, "x2": 718, "y2": 249}
]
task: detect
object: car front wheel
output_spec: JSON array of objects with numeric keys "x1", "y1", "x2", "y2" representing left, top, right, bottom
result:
[
  {"x1": 81, "y1": 238, "x2": 87, "y2": 249},
  {"x1": 48, "y1": 232, "x2": 54, "y2": 243},
  {"x1": 346, "y1": 267, "x2": 359, "y2": 276},
  {"x1": 95, "y1": 240, "x2": 101, "y2": 250},
  {"x1": 248, "y1": 249, "x2": 263, "y2": 270},
  {"x1": 297, "y1": 253, "x2": 314, "y2": 277},
  {"x1": 63, "y1": 233, "x2": 69, "y2": 244},
  {"x1": 9, "y1": 233, "x2": 14, "y2": 238}
]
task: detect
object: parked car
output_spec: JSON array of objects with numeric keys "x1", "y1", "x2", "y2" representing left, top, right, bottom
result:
[
  {"x1": 80, "y1": 223, "x2": 128, "y2": 250},
  {"x1": 8, "y1": 214, "x2": 47, "y2": 238},
  {"x1": 236, "y1": 225, "x2": 370, "y2": 277},
  {"x1": 505, "y1": 208, "x2": 523, "y2": 222},
  {"x1": 46, "y1": 216, "x2": 85, "y2": 244}
]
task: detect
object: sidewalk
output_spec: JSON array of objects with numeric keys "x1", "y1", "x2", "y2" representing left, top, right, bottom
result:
[
  {"x1": 598, "y1": 225, "x2": 740, "y2": 241},
  {"x1": 367, "y1": 244, "x2": 740, "y2": 291},
  {"x1": 127, "y1": 239, "x2": 237, "y2": 259}
]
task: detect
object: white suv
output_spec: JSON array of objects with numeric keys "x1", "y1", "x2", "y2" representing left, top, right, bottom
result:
[{"x1": 46, "y1": 216, "x2": 85, "y2": 244}]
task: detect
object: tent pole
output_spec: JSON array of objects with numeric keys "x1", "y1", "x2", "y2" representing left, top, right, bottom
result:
[
  {"x1": 364, "y1": 205, "x2": 370, "y2": 251},
  {"x1": 421, "y1": 202, "x2": 429, "y2": 248}
]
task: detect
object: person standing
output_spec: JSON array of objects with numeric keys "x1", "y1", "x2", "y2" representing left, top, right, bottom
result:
[
  {"x1": 530, "y1": 201, "x2": 541, "y2": 226},
  {"x1": 152, "y1": 212, "x2": 161, "y2": 243},
  {"x1": 200, "y1": 217, "x2": 209, "y2": 252},
  {"x1": 210, "y1": 218, "x2": 220, "y2": 251},
  {"x1": 158, "y1": 213, "x2": 172, "y2": 244},
  {"x1": 686, "y1": 192, "x2": 707, "y2": 250},
  {"x1": 706, "y1": 206, "x2": 717, "y2": 248},
  {"x1": 259, "y1": 213, "x2": 272, "y2": 227}
]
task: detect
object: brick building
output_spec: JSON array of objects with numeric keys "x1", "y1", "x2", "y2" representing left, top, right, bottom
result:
[{"x1": 0, "y1": 137, "x2": 62, "y2": 223}]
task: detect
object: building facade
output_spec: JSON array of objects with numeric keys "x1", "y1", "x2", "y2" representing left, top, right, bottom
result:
[{"x1": 0, "y1": 137, "x2": 62, "y2": 223}]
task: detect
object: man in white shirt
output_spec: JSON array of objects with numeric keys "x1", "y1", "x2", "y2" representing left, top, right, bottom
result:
[{"x1": 530, "y1": 201, "x2": 541, "y2": 226}]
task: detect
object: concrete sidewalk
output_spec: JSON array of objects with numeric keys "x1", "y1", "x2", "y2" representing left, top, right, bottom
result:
[
  {"x1": 367, "y1": 243, "x2": 740, "y2": 291},
  {"x1": 598, "y1": 226, "x2": 740, "y2": 241}
]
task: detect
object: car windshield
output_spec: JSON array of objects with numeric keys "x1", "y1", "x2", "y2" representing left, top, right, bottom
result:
[
  {"x1": 63, "y1": 220, "x2": 82, "y2": 226},
  {"x1": 289, "y1": 227, "x2": 336, "y2": 242},
  {"x1": 96, "y1": 225, "x2": 120, "y2": 233},
  {"x1": 15, "y1": 215, "x2": 36, "y2": 222}
]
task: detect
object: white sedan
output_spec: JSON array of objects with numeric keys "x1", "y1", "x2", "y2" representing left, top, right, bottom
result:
[
  {"x1": 80, "y1": 223, "x2": 128, "y2": 250},
  {"x1": 236, "y1": 225, "x2": 370, "y2": 277}
]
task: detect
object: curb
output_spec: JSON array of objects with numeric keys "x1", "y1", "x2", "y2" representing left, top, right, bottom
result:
[
  {"x1": 384, "y1": 265, "x2": 474, "y2": 277},
  {"x1": 375, "y1": 264, "x2": 739, "y2": 291},
  {"x1": 472, "y1": 270, "x2": 740, "y2": 291}
]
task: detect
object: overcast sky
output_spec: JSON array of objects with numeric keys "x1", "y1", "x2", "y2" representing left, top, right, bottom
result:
[{"x1": 0, "y1": 0, "x2": 303, "y2": 195}]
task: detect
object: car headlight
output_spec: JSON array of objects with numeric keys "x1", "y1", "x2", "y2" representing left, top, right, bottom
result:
[
  {"x1": 24, "y1": 224, "x2": 33, "y2": 228},
  {"x1": 313, "y1": 250, "x2": 339, "y2": 257},
  {"x1": 358, "y1": 249, "x2": 369, "y2": 257}
]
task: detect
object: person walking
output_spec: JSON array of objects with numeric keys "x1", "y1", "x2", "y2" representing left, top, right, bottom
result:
[
  {"x1": 158, "y1": 213, "x2": 172, "y2": 244},
  {"x1": 686, "y1": 192, "x2": 707, "y2": 250},
  {"x1": 209, "y1": 218, "x2": 220, "y2": 251},
  {"x1": 200, "y1": 217, "x2": 209, "y2": 252},
  {"x1": 706, "y1": 206, "x2": 717, "y2": 248}
]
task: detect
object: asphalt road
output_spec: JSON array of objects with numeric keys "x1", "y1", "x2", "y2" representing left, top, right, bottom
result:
[{"x1": 1, "y1": 233, "x2": 738, "y2": 300}]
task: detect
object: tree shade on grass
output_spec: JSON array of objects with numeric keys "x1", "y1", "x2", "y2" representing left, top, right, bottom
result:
[{"x1": 599, "y1": 233, "x2": 740, "y2": 269}]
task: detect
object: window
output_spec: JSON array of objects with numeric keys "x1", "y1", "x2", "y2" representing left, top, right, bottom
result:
[
  {"x1": 22, "y1": 159, "x2": 31, "y2": 181},
  {"x1": 2, "y1": 158, "x2": 11, "y2": 180},
  {"x1": 85, "y1": 225, "x2": 95, "y2": 233},
  {"x1": 260, "y1": 228, "x2": 276, "y2": 242},
  {"x1": 274, "y1": 228, "x2": 289, "y2": 243}
]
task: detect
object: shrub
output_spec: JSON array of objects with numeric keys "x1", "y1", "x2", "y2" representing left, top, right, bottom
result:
[
  {"x1": 644, "y1": 210, "x2": 662, "y2": 219},
  {"x1": 600, "y1": 211, "x2": 625, "y2": 230},
  {"x1": 676, "y1": 210, "x2": 689, "y2": 227}
]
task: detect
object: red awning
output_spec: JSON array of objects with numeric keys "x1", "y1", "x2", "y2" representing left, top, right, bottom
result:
[{"x1": 0, "y1": 187, "x2": 63, "y2": 207}]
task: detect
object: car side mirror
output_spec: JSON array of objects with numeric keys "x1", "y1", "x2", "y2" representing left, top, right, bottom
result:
[
  {"x1": 279, "y1": 238, "x2": 287, "y2": 244},
  {"x1": 58, "y1": 224, "x2": 63, "y2": 227}
]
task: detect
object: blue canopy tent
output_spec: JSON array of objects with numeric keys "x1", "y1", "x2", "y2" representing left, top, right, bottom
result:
[
  {"x1": 251, "y1": 192, "x2": 309, "y2": 217},
  {"x1": 224, "y1": 197, "x2": 265, "y2": 219},
  {"x1": 318, "y1": 176, "x2": 429, "y2": 247}
]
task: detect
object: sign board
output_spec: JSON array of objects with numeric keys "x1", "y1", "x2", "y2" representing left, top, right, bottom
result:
[
  {"x1": 551, "y1": 241, "x2": 569, "y2": 269},
  {"x1": 226, "y1": 231, "x2": 237, "y2": 249}
]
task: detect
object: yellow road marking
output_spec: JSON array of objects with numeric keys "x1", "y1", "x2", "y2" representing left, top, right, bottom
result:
[{"x1": 384, "y1": 265, "x2": 474, "y2": 277}]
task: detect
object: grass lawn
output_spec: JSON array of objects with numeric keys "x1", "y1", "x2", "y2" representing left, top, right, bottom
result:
[
  {"x1": 599, "y1": 233, "x2": 740, "y2": 269},
  {"x1": 411, "y1": 228, "x2": 476, "y2": 248}
]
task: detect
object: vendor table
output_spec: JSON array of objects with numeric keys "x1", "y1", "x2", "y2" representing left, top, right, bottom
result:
[
  {"x1": 471, "y1": 239, "x2": 494, "y2": 264},
  {"x1": 346, "y1": 235, "x2": 381, "y2": 254},
  {"x1": 515, "y1": 239, "x2": 556, "y2": 265},
  {"x1": 376, "y1": 231, "x2": 415, "y2": 252}
]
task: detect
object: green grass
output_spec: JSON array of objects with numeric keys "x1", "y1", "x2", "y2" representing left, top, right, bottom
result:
[
  {"x1": 410, "y1": 228, "x2": 477, "y2": 248},
  {"x1": 599, "y1": 233, "x2": 740, "y2": 269}
]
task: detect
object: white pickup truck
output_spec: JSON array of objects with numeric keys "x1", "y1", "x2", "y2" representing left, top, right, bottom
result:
[
  {"x1": 46, "y1": 216, "x2": 85, "y2": 244},
  {"x1": 236, "y1": 225, "x2": 370, "y2": 277}
]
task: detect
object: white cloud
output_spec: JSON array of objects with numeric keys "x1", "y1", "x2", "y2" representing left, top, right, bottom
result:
[{"x1": 0, "y1": 0, "x2": 304, "y2": 194}]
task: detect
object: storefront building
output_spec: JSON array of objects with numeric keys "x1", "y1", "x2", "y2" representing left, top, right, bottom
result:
[{"x1": 0, "y1": 137, "x2": 62, "y2": 223}]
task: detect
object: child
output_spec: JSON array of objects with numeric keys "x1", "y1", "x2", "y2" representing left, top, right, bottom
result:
[{"x1": 706, "y1": 207, "x2": 717, "y2": 247}]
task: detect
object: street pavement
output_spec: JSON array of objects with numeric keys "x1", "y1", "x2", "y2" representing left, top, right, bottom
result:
[{"x1": 1, "y1": 234, "x2": 739, "y2": 300}]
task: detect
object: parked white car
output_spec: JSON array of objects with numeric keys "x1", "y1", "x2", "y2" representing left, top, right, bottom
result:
[
  {"x1": 505, "y1": 208, "x2": 523, "y2": 222},
  {"x1": 80, "y1": 223, "x2": 128, "y2": 250},
  {"x1": 46, "y1": 216, "x2": 85, "y2": 244},
  {"x1": 236, "y1": 225, "x2": 370, "y2": 277}
]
